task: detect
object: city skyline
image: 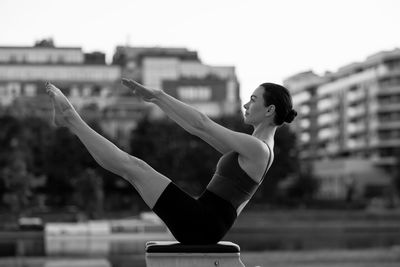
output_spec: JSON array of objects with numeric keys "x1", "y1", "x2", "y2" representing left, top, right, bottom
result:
[{"x1": 1, "y1": 0, "x2": 400, "y2": 102}]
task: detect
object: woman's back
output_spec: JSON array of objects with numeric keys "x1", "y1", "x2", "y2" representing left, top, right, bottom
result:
[{"x1": 207, "y1": 143, "x2": 273, "y2": 214}]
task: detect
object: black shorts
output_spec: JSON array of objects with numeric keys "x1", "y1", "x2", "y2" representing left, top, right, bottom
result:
[{"x1": 152, "y1": 182, "x2": 237, "y2": 244}]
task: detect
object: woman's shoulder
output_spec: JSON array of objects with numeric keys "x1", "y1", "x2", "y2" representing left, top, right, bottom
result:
[{"x1": 237, "y1": 142, "x2": 273, "y2": 183}]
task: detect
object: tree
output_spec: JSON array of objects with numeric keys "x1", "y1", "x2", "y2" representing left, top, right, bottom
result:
[
  {"x1": 43, "y1": 122, "x2": 107, "y2": 206},
  {"x1": 0, "y1": 115, "x2": 39, "y2": 210},
  {"x1": 256, "y1": 124, "x2": 299, "y2": 202},
  {"x1": 18, "y1": 117, "x2": 53, "y2": 176},
  {"x1": 0, "y1": 114, "x2": 121, "y2": 213},
  {"x1": 130, "y1": 115, "x2": 299, "y2": 204},
  {"x1": 394, "y1": 148, "x2": 400, "y2": 197},
  {"x1": 34, "y1": 38, "x2": 55, "y2": 48},
  {"x1": 0, "y1": 116, "x2": 24, "y2": 169},
  {"x1": 130, "y1": 116, "x2": 220, "y2": 195},
  {"x1": 73, "y1": 168, "x2": 104, "y2": 218},
  {"x1": 286, "y1": 171, "x2": 320, "y2": 202},
  {"x1": 1, "y1": 154, "x2": 36, "y2": 213}
]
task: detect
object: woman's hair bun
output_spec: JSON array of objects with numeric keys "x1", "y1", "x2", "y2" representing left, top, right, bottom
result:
[{"x1": 284, "y1": 109, "x2": 297, "y2": 123}]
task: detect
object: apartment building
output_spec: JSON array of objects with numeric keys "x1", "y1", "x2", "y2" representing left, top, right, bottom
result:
[
  {"x1": 113, "y1": 46, "x2": 241, "y2": 118},
  {"x1": 283, "y1": 71, "x2": 327, "y2": 163},
  {"x1": 284, "y1": 49, "x2": 400, "y2": 199},
  {"x1": 0, "y1": 42, "x2": 241, "y2": 150},
  {"x1": 0, "y1": 43, "x2": 153, "y2": 148}
]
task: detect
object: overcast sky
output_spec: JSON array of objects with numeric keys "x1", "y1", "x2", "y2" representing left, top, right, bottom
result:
[{"x1": 1, "y1": 0, "x2": 399, "y2": 101}]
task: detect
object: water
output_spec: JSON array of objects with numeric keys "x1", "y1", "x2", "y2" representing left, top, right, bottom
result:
[
  {"x1": 1, "y1": 227, "x2": 400, "y2": 267},
  {"x1": 226, "y1": 227, "x2": 400, "y2": 251}
]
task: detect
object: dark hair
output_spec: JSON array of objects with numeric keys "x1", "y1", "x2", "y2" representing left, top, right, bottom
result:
[{"x1": 260, "y1": 82, "x2": 297, "y2": 125}]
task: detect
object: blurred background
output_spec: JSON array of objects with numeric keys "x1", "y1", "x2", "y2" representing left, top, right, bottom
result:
[{"x1": 1, "y1": 0, "x2": 400, "y2": 266}]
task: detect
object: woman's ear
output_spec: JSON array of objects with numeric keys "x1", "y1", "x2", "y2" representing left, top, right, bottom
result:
[{"x1": 265, "y1": 105, "x2": 275, "y2": 116}]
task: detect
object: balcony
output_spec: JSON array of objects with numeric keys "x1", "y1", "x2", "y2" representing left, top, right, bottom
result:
[
  {"x1": 377, "y1": 121, "x2": 400, "y2": 130},
  {"x1": 317, "y1": 128, "x2": 338, "y2": 141},
  {"x1": 376, "y1": 85, "x2": 400, "y2": 96},
  {"x1": 377, "y1": 102, "x2": 400, "y2": 112},
  {"x1": 317, "y1": 104, "x2": 339, "y2": 114},
  {"x1": 346, "y1": 138, "x2": 367, "y2": 150},
  {"x1": 375, "y1": 138, "x2": 400, "y2": 148},
  {"x1": 347, "y1": 106, "x2": 366, "y2": 120},
  {"x1": 317, "y1": 113, "x2": 339, "y2": 128},
  {"x1": 371, "y1": 156, "x2": 396, "y2": 166},
  {"x1": 347, "y1": 90, "x2": 366, "y2": 103},
  {"x1": 347, "y1": 122, "x2": 366, "y2": 135}
]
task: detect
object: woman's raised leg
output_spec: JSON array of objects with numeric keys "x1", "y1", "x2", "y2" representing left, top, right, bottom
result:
[{"x1": 45, "y1": 82, "x2": 170, "y2": 208}]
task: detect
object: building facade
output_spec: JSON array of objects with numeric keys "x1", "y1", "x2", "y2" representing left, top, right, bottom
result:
[
  {"x1": 113, "y1": 46, "x2": 241, "y2": 118},
  {"x1": 0, "y1": 44, "x2": 148, "y2": 148},
  {"x1": 0, "y1": 42, "x2": 241, "y2": 150},
  {"x1": 284, "y1": 49, "x2": 400, "y2": 199},
  {"x1": 284, "y1": 71, "x2": 327, "y2": 163}
]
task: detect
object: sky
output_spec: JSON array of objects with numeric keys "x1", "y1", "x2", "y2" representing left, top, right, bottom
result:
[{"x1": 1, "y1": 0, "x2": 400, "y2": 101}]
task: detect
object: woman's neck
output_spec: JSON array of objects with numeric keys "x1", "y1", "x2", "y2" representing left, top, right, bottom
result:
[{"x1": 252, "y1": 122, "x2": 276, "y2": 146}]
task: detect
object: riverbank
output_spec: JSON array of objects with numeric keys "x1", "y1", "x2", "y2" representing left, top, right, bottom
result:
[
  {"x1": 241, "y1": 247, "x2": 400, "y2": 267},
  {"x1": 234, "y1": 209, "x2": 400, "y2": 227},
  {"x1": 3, "y1": 208, "x2": 400, "y2": 230},
  {"x1": 0, "y1": 248, "x2": 399, "y2": 267}
]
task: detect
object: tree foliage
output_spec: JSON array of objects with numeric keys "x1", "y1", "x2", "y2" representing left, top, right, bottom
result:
[
  {"x1": 73, "y1": 168, "x2": 104, "y2": 218},
  {"x1": 286, "y1": 172, "x2": 320, "y2": 201},
  {"x1": 257, "y1": 124, "x2": 299, "y2": 202},
  {"x1": 130, "y1": 116, "x2": 220, "y2": 195},
  {"x1": 34, "y1": 38, "x2": 55, "y2": 48},
  {"x1": 0, "y1": 116, "x2": 109, "y2": 212},
  {"x1": 0, "y1": 116, "x2": 50, "y2": 212},
  {"x1": 0, "y1": 112, "x2": 302, "y2": 213},
  {"x1": 130, "y1": 115, "x2": 298, "y2": 202},
  {"x1": 394, "y1": 149, "x2": 400, "y2": 195},
  {"x1": 1, "y1": 156, "x2": 35, "y2": 212}
]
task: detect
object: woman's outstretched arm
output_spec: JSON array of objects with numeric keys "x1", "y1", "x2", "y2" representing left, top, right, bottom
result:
[
  {"x1": 122, "y1": 79, "x2": 267, "y2": 159},
  {"x1": 122, "y1": 79, "x2": 228, "y2": 153}
]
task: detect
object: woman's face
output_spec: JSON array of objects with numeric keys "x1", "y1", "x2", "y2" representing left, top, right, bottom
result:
[{"x1": 243, "y1": 86, "x2": 274, "y2": 126}]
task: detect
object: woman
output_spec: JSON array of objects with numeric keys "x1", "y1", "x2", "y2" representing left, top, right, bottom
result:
[{"x1": 45, "y1": 79, "x2": 296, "y2": 244}]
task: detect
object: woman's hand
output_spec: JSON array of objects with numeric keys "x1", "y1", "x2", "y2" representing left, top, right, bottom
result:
[{"x1": 121, "y1": 78, "x2": 161, "y2": 102}]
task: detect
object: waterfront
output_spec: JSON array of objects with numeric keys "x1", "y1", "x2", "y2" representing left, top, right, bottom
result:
[
  {"x1": 0, "y1": 248, "x2": 399, "y2": 267},
  {"x1": 1, "y1": 210, "x2": 400, "y2": 266}
]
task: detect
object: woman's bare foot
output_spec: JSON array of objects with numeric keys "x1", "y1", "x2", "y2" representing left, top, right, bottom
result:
[{"x1": 45, "y1": 82, "x2": 80, "y2": 127}]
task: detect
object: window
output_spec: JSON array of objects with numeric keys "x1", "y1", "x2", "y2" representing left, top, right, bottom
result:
[
  {"x1": 177, "y1": 86, "x2": 212, "y2": 101},
  {"x1": 300, "y1": 105, "x2": 310, "y2": 114},
  {"x1": 300, "y1": 119, "x2": 310, "y2": 128},
  {"x1": 70, "y1": 86, "x2": 80, "y2": 97},
  {"x1": 349, "y1": 85, "x2": 358, "y2": 92},
  {"x1": 92, "y1": 86, "x2": 101, "y2": 96},
  {"x1": 58, "y1": 56, "x2": 65, "y2": 63},
  {"x1": 379, "y1": 77, "x2": 400, "y2": 87},
  {"x1": 83, "y1": 87, "x2": 92, "y2": 97},
  {"x1": 300, "y1": 133, "x2": 310, "y2": 142},
  {"x1": 9, "y1": 55, "x2": 17, "y2": 63},
  {"x1": 318, "y1": 97, "x2": 337, "y2": 112},
  {"x1": 8, "y1": 83, "x2": 21, "y2": 96},
  {"x1": 24, "y1": 84, "x2": 37, "y2": 97},
  {"x1": 378, "y1": 94, "x2": 400, "y2": 104},
  {"x1": 379, "y1": 148, "x2": 394, "y2": 157},
  {"x1": 384, "y1": 59, "x2": 400, "y2": 71}
]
